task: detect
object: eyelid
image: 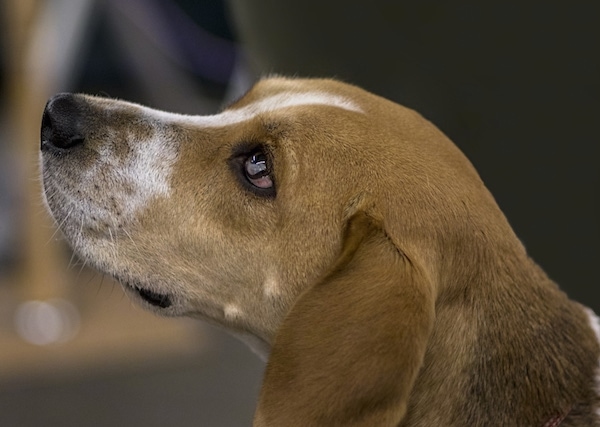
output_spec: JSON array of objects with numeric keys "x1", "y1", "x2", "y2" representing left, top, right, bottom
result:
[{"x1": 230, "y1": 142, "x2": 266, "y2": 159}]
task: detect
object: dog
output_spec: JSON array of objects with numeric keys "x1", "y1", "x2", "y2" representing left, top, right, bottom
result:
[{"x1": 40, "y1": 77, "x2": 599, "y2": 426}]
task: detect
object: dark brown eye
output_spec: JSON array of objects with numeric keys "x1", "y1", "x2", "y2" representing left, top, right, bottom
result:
[
  {"x1": 244, "y1": 151, "x2": 273, "y2": 189},
  {"x1": 229, "y1": 144, "x2": 276, "y2": 198}
]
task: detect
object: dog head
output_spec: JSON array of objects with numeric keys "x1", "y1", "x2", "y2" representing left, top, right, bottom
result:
[
  {"x1": 40, "y1": 77, "x2": 600, "y2": 425},
  {"x1": 40, "y1": 77, "x2": 516, "y2": 353}
]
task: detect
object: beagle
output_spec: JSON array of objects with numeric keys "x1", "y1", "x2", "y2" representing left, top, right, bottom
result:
[{"x1": 40, "y1": 77, "x2": 600, "y2": 426}]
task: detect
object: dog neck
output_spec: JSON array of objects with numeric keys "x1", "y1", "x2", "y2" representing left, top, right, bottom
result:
[{"x1": 232, "y1": 331, "x2": 271, "y2": 361}]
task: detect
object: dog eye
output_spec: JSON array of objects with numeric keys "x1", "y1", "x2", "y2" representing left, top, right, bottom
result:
[{"x1": 245, "y1": 151, "x2": 273, "y2": 189}]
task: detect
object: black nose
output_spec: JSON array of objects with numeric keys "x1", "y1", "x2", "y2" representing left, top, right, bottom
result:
[{"x1": 41, "y1": 93, "x2": 85, "y2": 151}]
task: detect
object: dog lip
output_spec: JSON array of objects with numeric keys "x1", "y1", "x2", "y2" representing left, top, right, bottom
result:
[{"x1": 125, "y1": 282, "x2": 172, "y2": 309}]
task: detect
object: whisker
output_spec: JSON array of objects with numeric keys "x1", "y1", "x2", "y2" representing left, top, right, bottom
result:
[
  {"x1": 108, "y1": 228, "x2": 119, "y2": 261},
  {"x1": 46, "y1": 207, "x2": 73, "y2": 245},
  {"x1": 80, "y1": 268, "x2": 97, "y2": 288},
  {"x1": 110, "y1": 277, "x2": 119, "y2": 298},
  {"x1": 122, "y1": 228, "x2": 144, "y2": 259},
  {"x1": 41, "y1": 187, "x2": 59, "y2": 201},
  {"x1": 76, "y1": 256, "x2": 89, "y2": 280},
  {"x1": 95, "y1": 274, "x2": 104, "y2": 296},
  {"x1": 67, "y1": 248, "x2": 79, "y2": 270}
]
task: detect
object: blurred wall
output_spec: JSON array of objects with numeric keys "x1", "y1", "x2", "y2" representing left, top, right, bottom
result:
[
  {"x1": 0, "y1": 2, "x2": 263, "y2": 426},
  {"x1": 229, "y1": 0, "x2": 599, "y2": 310}
]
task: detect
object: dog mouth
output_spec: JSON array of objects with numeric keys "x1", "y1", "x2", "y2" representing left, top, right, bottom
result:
[{"x1": 124, "y1": 281, "x2": 173, "y2": 309}]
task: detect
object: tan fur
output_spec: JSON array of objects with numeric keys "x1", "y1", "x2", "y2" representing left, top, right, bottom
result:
[{"x1": 40, "y1": 77, "x2": 600, "y2": 426}]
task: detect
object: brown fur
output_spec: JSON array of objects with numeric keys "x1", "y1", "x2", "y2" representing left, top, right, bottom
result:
[{"x1": 40, "y1": 77, "x2": 600, "y2": 426}]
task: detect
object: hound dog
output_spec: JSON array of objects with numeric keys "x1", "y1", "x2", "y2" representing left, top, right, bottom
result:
[{"x1": 40, "y1": 77, "x2": 600, "y2": 426}]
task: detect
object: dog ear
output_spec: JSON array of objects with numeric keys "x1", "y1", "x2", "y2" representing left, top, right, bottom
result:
[{"x1": 254, "y1": 211, "x2": 435, "y2": 427}]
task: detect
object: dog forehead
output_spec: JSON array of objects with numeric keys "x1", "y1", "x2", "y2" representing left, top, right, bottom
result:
[
  {"x1": 133, "y1": 79, "x2": 363, "y2": 129},
  {"x1": 195, "y1": 90, "x2": 362, "y2": 128},
  {"x1": 234, "y1": 76, "x2": 361, "y2": 107}
]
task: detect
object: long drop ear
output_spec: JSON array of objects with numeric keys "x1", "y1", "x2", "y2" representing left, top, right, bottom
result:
[{"x1": 254, "y1": 212, "x2": 436, "y2": 427}]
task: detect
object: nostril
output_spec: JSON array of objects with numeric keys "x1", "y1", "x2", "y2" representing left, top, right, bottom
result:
[{"x1": 41, "y1": 93, "x2": 85, "y2": 151}]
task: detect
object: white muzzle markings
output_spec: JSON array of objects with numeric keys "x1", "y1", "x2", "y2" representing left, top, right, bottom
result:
[{"x1": 120, "y1": 134, "x2": 178, "y2": 219}]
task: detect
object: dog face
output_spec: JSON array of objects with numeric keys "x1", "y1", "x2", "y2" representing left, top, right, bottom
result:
[
  {"x1": 42, "y1": 80, "x2": 368, "y2": 344},
  {"x1": 40, "y1": 77, "x2": 509, "y2": 352}
]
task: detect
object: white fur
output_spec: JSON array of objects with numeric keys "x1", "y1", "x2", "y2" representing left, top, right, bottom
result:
[
  {"x1": 128, "y1": 137, "x2": 173, "y2": 195},
  {"x1": 73, "y1": 132, "x2": 178, "y2": 228},
  {"x1": 142, "y1": 91, "x2": 363, "y2": 128},
  {"x1": 588, "y1": 309, "x2": 600, "y2": 342},
  {"x1": 122, "y1": 134, "x2": 177, "y2": 215},
  {"x1": 224, "y1": 304, "x2": 243, "y2": 320},
  {"x1": 585, "y1": 308, "x2": 600, "y2": 418},
  {"x1": 263, "y1": 274, "x2": 280, "y2": 297}
]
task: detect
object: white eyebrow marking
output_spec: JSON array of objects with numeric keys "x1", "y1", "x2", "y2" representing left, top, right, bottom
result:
[{"x1": 145, "y1": 91, "x2": 363, "y2": 128}]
